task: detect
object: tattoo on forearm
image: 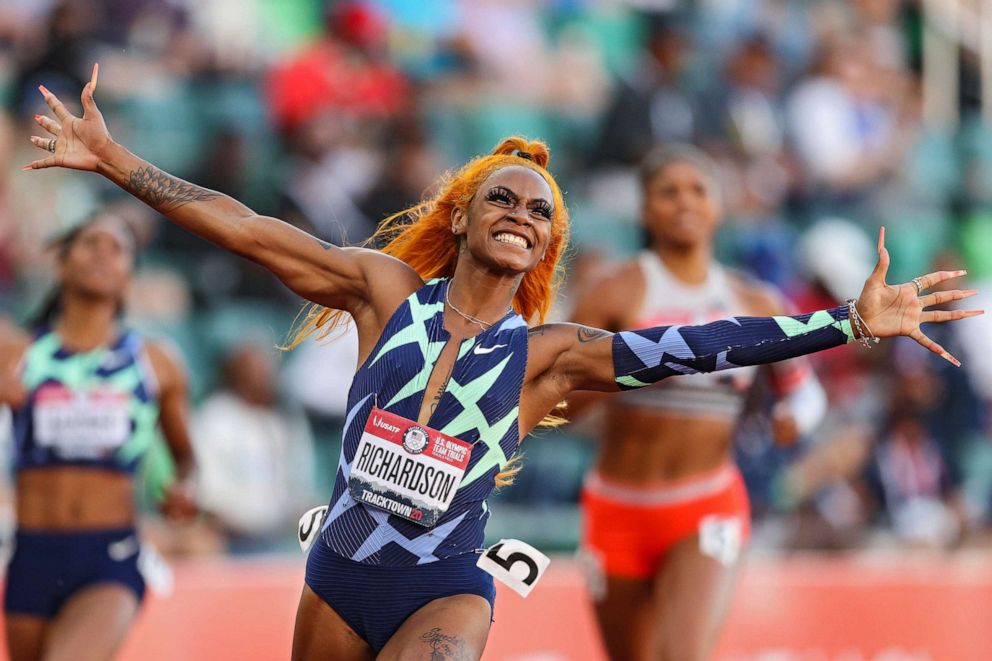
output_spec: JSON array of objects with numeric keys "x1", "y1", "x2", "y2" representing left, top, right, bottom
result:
[
  {"x1": 126, "y1": 166, "x2": 220, "y2": 212},
  {"x1": 420, "y1": 628, "x2": 470, "y2": 661},
  {"x1": 577, "y1": 326, "x2": 611, "y2": 343}
]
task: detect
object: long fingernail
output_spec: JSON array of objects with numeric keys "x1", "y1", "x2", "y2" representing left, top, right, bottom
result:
[
  {"x1": 38, "y1": 85, "x2": 49, "y2": 95},
  {"x1": 33, "y1": 114, "x2": 40, "y2": 121},
  {"x1": 20, "y1": 165, "x2": 32, "y2": 171}
]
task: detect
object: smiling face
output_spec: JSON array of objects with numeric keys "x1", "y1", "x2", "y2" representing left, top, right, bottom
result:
[
  {"x1": 58, "y1": 215, "x2": 135, "y2": 301},
  {"x1": 643, "y1": 159, "x2": 722, "y2": 251},
  {"x1": 452, "y1": 166, "x2": 554, "y2": 276}
]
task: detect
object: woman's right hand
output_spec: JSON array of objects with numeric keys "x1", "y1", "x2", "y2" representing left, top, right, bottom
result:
[{"x1": 24, "y1": 63, "x2": 111, "y2": 173}]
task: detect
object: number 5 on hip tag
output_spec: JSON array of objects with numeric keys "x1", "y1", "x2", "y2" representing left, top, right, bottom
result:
[
  {"x1": 298, "y1": 505, "x2": 328, "y2": 553},
  {"x1": 477, "y1": 539, "x2": 550, "y2": 597}
]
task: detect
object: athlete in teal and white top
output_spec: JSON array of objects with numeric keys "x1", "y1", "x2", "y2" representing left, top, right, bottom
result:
[
  {"x1": 22, "y1": 65, "x2": 980, "y2": 660},
  {"x1": 0, "y1": 212, "x2": 196, "y2": 661}
]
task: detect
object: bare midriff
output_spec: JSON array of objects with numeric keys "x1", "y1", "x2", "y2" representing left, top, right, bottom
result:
[
  {"x1": 596, "y1": 404, "x2": 736, "y2": 483},
  {"x1": 17, "y1": 467, "x2": 136, "y2": 531}
]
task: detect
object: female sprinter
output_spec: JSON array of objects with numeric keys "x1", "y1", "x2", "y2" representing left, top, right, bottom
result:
[
  {"x1": 22, "y1": 66, "x2": 980, "y2": 660},
  {"x1": 570, "y1": 145, "x2": 826, "y2": 660},
  {"x1": 0, "y1": 211, "x2": 196, "y2": 661}
]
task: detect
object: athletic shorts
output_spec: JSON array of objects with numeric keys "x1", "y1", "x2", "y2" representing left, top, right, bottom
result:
[
  {"x1": 305, "y1": 537, "x2": 496, "y2": 654},
  {"x1": 4, "y1": 528, "x2": 146, "y2": 618},
  {"x1": 580, "y1": 464, "x2": 750, "y2": 581}
]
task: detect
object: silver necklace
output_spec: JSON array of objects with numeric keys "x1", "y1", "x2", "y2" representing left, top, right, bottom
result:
[{"x1": 444, "y1": 286, "x2": 509, "y2": 330}]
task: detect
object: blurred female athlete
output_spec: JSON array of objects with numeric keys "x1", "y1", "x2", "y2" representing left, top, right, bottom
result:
[
  {"x1": 22, "y1": 65, "x2": 980, "y2": 660},
  {"x1": 571, "y1": 146, "x2": 826, "y2": 660},
  {"x1": 0, "y1": 210, "x2": 196, "y2": 661}
]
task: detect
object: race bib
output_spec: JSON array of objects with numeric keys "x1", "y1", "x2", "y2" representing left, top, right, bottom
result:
[
  {"x1": 348, "y1": 408, "x2": 472, "y2": 527},
  {"x1": 477, "y1": 539, "x2": 550, "y2": 598},
  {"x1": 33, "y1": 384, "x2": 130, "y2": 459}
]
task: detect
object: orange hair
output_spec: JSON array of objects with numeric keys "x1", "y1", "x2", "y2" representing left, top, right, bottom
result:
[{"x1": 286, "y1": 137, "x2": 571, "y2": 485}]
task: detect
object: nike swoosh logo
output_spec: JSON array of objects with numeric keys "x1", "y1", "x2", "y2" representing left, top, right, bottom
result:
[
  {"x1": 474, "y1": 344, "x2": 508, "y2": 355},
  {"x1": 108, "y1": 535, "x2": 140, "y2": 561}
]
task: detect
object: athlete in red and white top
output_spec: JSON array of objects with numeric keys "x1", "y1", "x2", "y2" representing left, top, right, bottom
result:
[{"x1": 570, "y1": 145, "x2": 826, "y2": 661}]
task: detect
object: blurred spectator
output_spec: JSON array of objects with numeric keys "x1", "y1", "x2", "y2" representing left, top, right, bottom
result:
[
  {"x1": 863, "y1": 406, "x2": 966, "y2": 549},
  {"x1": 786, "y1": 34, "x2": 914, "y2": 216},
  {"x1": 267, "y1": 1, "x2": 409, "y2": 245},
  {"x1": 267, "y1": 0, "x2": 408, "y2": 134},
  {"x1": 592, "y1": 16, "x2": 697, "y2": 167},
  {"x1": 194, "y1": 342, "x2": 318, "y2": 553}
]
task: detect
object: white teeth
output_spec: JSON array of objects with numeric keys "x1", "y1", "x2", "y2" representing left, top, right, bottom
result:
[{"x1": 494, "y1": 233, "x2": 528, "y2": 249}]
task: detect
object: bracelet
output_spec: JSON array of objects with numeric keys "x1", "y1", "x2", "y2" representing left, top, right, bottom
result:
[{"x1": 846, "y1": 299, "x2": 880, "y2": 348}]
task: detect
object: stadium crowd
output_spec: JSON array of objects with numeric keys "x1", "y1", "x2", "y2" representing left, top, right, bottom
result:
[{"x1": 0, "y1": 0, "x2": 990, "y2": 556}]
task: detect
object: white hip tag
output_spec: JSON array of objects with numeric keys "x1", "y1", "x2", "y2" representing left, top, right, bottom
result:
[
  {"x1": 298, "y1": 505, "x2": 329, "y2": 553},
  {"x1": 33, "y1": 384, "x2": 130, "y2": 459},
  {"x1": 348, "y1": 407, "x2": 472, "y2": 527},
  {"x1": 477, "y1": 539, "x2": 550, "y2": 598},
  {"x1": 136, "y1": 543, "x2": 174, "y2": 597},
  {"x1": 699, "y1": 515, "x2": 744, "y2": 567}
]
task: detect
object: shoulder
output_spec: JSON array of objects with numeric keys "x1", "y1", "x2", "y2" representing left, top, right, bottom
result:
[
  {"x1": 569, "y1": 257, "x2": 644, "y2": 328},
  {"x1": 0, "y1": 318, "x2": 31, "y2": 364},
  {"x1": 348, "y1": 247, "x2": 425, "y2": 323},
  {"x1": 527, "y1": 321, "x2": 612, "y2": 364},
  {"x1": 143, "y1": 338, "x2": 189, "y2": 393},
  {"x1": 725, "y1": 268, "x2": 792, "y2": 316}
]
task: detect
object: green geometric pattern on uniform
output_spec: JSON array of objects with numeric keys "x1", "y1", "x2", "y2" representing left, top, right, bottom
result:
[
  {"x1": 774, "y1": 310, "x2": 853, "y2": 342},
  {"x1": 22, "y1": 330, "x2": 161, "y2": 466},
  {"x1": 617, "y1": 374, "x2": 650, "y2": 389},
  {"x1": 442, "y1": 354, "x2": 519, "y2": 486},
  {"x1": 374, "y1": 286, "x2": 448, "y2": 409}
]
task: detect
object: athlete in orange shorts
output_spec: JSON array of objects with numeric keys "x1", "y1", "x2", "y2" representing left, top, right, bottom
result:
[{"x1": 570, "y1": 145, "x2": 826, "y2": 660}]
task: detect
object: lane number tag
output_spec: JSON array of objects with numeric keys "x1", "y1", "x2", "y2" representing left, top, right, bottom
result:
[
  {"x1": 477, "y1": 538, "x2": 550, "y2": 598},
  {"x1": 298, "y1": 505, "x2": 329, "y2": 553}
]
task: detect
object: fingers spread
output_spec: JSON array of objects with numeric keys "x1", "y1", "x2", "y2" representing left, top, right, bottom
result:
[
  {"x1": 81, "y1": 82, "x2": 98, "y2": 118},
  {"x1": 29, "y1": 136, "x2": 52, "y2": 151},
  {"x1": 918, "y1": 270, "x2": 967, "y2": 289},
  {"x1": 919, "y1": 289, "x2": 977, "y2": 308},
  {"x1": 38, "y1": 85, "x2": 72, "y2": 121},
  {"x1": 920, "y1": 309, "x2": 984, "y2": 323},
  {"x1": 33, "y1": 114, "x2": 60, "y2": 135},
  {"x1": 869, "y1": 227, "x2": 890, "y2": 285},
  {"x1": 20, "y1": 156, "x2": 55, "y2": 171},
  {"x1": 910, "y1": 328, "x2": 961, "y2": 367}
]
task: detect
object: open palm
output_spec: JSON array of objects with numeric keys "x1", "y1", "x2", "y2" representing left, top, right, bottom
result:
[
  {"x1": 855, "y1": 227, "x2": 982, "y2": 366},
  {"x1": 25, "y1": 63, "x2": 110, "y2": 173}
]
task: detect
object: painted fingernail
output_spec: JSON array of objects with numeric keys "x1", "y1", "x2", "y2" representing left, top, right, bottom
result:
[
  {"x1": 38, "y1": 85, "x2": 49, "y2": 95},
  {"x1": 33, "y1": 114, "x2": 40, "y2": 121},
  {"x1": 20, "y1": 165, "x2": 31, "y2": 171}
]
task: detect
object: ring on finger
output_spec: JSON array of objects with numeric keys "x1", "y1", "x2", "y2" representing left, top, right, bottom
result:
[
  {"x1": 912, "y1": 277, "x2": 924, "y2": 295},
  {"x1": 46, "y1": 138, "x2": 56, "y2": 153}
]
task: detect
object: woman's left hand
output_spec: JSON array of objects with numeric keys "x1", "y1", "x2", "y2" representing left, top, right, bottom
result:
[
  {"x1": 160, "y1": 479, "x2": 198, "y2": 524},
  {"x1": 855, "y1": 227, "x2": 983, "y2": 366}
]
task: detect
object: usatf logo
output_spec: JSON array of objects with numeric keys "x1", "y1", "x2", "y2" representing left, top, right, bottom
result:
[{"x1": 402, "y1": 426, "x2": 429, "y2": 454}]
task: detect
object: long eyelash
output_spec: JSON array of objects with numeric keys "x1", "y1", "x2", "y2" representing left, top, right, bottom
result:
[
  {"x1": 485, "y1": 186, "x2": 515, "y2": 204},
  {"x1": 531, "y1": 202, "x2": 552, "y2": 218}
]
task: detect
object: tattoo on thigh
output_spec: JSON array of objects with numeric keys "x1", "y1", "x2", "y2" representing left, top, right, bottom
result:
[{"x1": 419, "y1": 627, "x2": 470, "y2": 661}]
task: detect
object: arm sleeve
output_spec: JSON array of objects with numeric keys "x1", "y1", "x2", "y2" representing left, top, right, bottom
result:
[{"x1": 613, "y1": 306, "x2": 854, "y2": 390}]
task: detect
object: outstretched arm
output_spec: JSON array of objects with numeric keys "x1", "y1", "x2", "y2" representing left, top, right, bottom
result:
[
  {"x1": 531, "y1": 228, "x2": 981, "y2": 399},
  {"x1": 23, "y1": 65, "x2": 418, "y2": 313}
]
